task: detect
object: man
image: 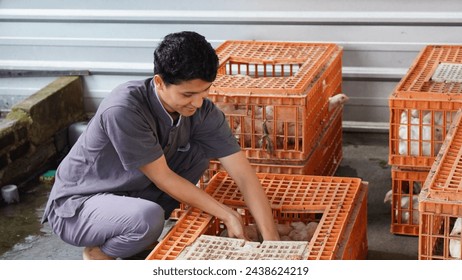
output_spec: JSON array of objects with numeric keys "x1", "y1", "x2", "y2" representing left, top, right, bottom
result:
[{"x1": 42, "y1": 31, "x2": 280, "y2": 260}]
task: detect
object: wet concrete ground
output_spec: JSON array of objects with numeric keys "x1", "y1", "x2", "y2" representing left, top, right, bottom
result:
[
  {"x1": 0, "y1": 131, "x2": 419, "y2": 260},
  {"x1": 0, "y1": 181, "x2": 81, "y2": 259}
]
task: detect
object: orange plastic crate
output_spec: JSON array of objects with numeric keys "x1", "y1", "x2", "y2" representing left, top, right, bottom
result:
[
  {"x1": 148, "y1": 172, "x2": 368, "y2": 260},
  {"x1": 390, "y1": 167, "x2": 429, "y2": 236},
  {"x1": 389, "y1": 45, "x2": 462, "y2": 169},
  {"x1": 395, "y1": 45, "x2": 462, "y2": 98},
  {"x1": 209, "y1": 40, "x2": 343, "y2": 161},
  {"x1": 418, "y1": 109, "x2": 462, "y2": 259},
  {"x1": 204, "y1": 105, "x2": 342, "y2": 180}
]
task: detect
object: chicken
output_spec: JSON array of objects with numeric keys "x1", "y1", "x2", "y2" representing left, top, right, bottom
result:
[
  {"x1": 400, "y1": 195, "x2": 419, "y2": 225},
  {"x1": 290, "y1": 221, "x2": 306, "y2": 232},
  {"x1": 384, "y1": 190, "x2": 419, "y2": 225},
  {"x1": 412, "y1": 181, "x2": 422, "y2": 195},
  {"x1": 287, "y1": 221, "x2": 318, "y2": 242},
  {"x1": 214, "y1": 102, "x2": 248, "y2": 130},
  {"x1": 224, "y1": 102, "x2": 311, "y2": 152},
  {"x1": 449, "y1": 217, "x2": 461, "y2": 259},
  {"x1": 276, "y1": 223, "x2": 293, "y2": 236},
  {"x1": 234, "y1": 105, "x2": 281, "y2": 151},
  {"x1": 384, "y1": 189, "x2": 393, "y2": 204},
  {"x1": 305, "y1": 222, "x2": 318, "y2": 241},
  {"x1": 398, "y1": 110, "x2": 443, "y2": 156},
  {"x1": 398, "y1": 180, "x2": 422, "y2": 195},
  {"x1": 328, "y1": 93, "x2": 349, "y2": 112},
  {"x1": 215, "y1": 102, "x2": 237, "y2": 115},
  {"x1": 434, "y1": 111, "x2": 457, "y2": 129},
  {"x1": 243, "y1": 224, "x2": 261, "y2": 242},
  {"x1": 398, "y1": 112, "x2": 430, "y2": 156}
]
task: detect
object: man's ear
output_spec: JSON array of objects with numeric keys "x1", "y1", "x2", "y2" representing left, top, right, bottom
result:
[{"x1": 153, "y1": 75, "x2": 164, "y2": 90}]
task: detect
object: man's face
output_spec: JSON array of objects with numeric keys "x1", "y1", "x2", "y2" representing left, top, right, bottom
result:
[{"x1": 154, "y1": 75, "x2": 212, "y2": 117}]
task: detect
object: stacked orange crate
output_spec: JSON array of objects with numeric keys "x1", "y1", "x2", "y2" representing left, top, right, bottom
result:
[
  {"x1": 388, "y1": 45, "x2": 462, "y2": 236},
  {"x1": 210, "y1": 40, "x2": 343, "y2": 162},
  {"x1": 419, "y1": 110, "x2": 462, "y2": 259},
  {"x1": 390, "y1": 167, "x2": 427, "y2": 236},
  {"x1": 171, "y1": 41, "x2": 344, "y2": 219},
  {"x1": 206, "y1": 104, "x2": 343, "y2": 178},
  {"x1": 147, "y1": 172, "x2": 368, "y2": 260}
]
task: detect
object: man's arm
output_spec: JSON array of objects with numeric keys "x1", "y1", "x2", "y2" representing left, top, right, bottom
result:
[
  {"x1": 139, "y1": 155, "x2": 246, "y2": 239},
  {"x1": 219, "y1": 151, "x2": 280, "y2": 241}
]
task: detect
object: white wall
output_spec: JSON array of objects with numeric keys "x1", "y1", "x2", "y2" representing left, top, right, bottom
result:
[{"x1": 1, "y1": 0, "x2": 462, "y2": 128}]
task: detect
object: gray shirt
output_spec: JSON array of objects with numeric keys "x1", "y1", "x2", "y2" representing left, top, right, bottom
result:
[{"x1": 42, "y1": 78, "x2": 240, "y2": 222}]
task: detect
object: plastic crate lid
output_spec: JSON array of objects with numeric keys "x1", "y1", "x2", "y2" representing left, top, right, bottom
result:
[
  {"x1": 176, "y1": 235, "x2": 309, "y2": 260},
  {"x1": 421, "y1": 109, "x2": 462, "y2": 201},
  {"x1": 211, "y1": 40, "x2": 341, "y2": 96},
  {"x1": 394, "y1": 45, "x2": 462, "y2": 98},
  {"x1": 206, "y1": 172, "x2": 362, "y2": 210}
]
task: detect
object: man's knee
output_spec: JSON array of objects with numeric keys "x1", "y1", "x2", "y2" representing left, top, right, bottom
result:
[{"x1": 136, "y1": 202, "x2": 165, "y2": 241}]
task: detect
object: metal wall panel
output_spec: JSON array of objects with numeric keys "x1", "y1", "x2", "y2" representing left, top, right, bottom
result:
[{"x1": 1, "y1": 1, "x2": 462, "y2": 127}]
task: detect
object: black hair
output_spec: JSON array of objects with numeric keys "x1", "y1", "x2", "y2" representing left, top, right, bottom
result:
[{"x1": 153, "y1": 31, "x2": 219, "y2": 85}]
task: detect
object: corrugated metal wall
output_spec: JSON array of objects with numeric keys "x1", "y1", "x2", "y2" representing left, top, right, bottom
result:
[{"x1": 1, "y1": 0, "x2": 462, "y2": 129}]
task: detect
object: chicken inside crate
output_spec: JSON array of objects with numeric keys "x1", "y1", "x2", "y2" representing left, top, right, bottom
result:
[
  {"x1": 147, "y1": 172, "x2": 368, "y2": 260},
  {"x1": 397, "y1": 109, "x2": 447, "y2": 156},
  {"x1": 216, "y1": 103, "x2": 307, "y2": 156},
  {"x1": 385, "y1": 167, "x2": 429, "y2": 236},
  {"x1": 419, "y1": 213, "x2": 462, "y2": 260},
  {"x1": 209, "y1": 40, "x2": 344, "y2": 161},
  {"x1": 388, "y1": 104, "x2": 461, "y2": 168},
  {"x1": 199, "y1": 103, "x2": 343, "y2": 186},
  {"x1": 389, "y1": 45, "x2": 462, "y2": 169},
  {"x1": 213, "y1": 208, "x2": 321, "y2": 243}
]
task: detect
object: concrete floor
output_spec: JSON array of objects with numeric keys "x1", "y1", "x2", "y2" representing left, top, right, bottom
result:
[
  {"x1": 337, "y1": 131, "x2": 418, "y2": 260},
  {"x1": 0, "y1": 131, "x2": 419, "y2": 260}
]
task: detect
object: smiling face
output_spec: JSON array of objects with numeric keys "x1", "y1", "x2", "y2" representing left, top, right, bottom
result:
[{"x1": 154, "y1": 75, "x2": 212, "y2": 118}]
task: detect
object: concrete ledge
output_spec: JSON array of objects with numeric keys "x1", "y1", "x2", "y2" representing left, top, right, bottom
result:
[
  {"x1": 0, "y1": 76, "x2": 86, "y2": 189},
  {"x1": 10, "y1": 76, "x2": 86, "y2": 145}
]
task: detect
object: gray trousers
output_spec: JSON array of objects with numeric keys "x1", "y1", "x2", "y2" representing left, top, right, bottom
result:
[
  {"x1": 47, "y1": 143, "x2": 210, "y2": 259},
  {"x1": 47, "y1": 190, "x2": 165, "y2": 258}
]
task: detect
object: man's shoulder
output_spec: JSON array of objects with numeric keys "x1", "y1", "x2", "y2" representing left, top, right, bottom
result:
[
  {"x1": 103, "y1": 78, "x2": 152, "y2": 105},
  {"x1": 114, "y1": 78, "x2": 152, "y2": 93}
]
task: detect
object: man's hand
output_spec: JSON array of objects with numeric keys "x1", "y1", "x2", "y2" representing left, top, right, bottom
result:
[{"x1": 221, "y1": 208, "x2": 248, "y2": 240}]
